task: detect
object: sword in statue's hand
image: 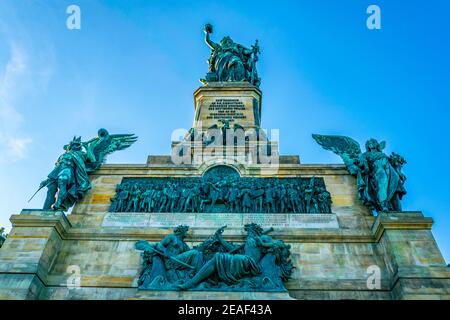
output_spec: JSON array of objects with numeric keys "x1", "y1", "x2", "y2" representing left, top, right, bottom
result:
[
  {"x1": 149, "y1": 245, "x2": 195, "y2": 270},
  {"x1": 28, "y1": 180, "x2": 49, "y2": 203}
]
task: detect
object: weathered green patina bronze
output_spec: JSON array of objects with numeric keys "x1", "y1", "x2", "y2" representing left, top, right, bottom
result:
[
  {"x1": 0, "y1": 227, "x2": 7, "y2": 248},
  {"x1": 135, "y1": 224, "x2": 293, "y2": 291},
  {"x1": 313, "y1": 134, "x2": 407, "y2": 213},
  {"x1": 110, "y1": 166, "x2": 332, "y2": 214},
  {"x1": 201, "y1": 24, "x2": 261, "y2": 87},
  {"x1": 39, "y1": 128, "x2": 137, "y2": 211}
]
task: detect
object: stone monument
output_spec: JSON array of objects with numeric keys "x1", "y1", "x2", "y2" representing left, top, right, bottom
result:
[{"x1": 0, "y1": 25, "x2": 448, "y2": 300}]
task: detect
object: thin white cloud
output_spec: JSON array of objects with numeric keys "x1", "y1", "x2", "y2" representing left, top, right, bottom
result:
[{"x1": 0, "y1": 43, "x2": 32, "y2": 163}]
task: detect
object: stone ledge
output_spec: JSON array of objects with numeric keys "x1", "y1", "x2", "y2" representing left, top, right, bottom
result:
[
  {"x1": 43, "y1": 276, "x2": 393, "y2": 291},
  {"x1": 390, "y1": 272, "x2": 450, "y2": 299},
  {"x1": 131, "y1": 290, "x2": 293, "y2": 300},
  {"x1": 393, "y1": 266, "x2": 450, "y2": 281},
  {"x1": 9, "y1": 209, "x2": 378, "y2": 242},
  {"x1": 0, "y1": 273, "x2": 45, "y2": 300},
  {"x1": 63, "y1": 227, "x2": 374, "y2": 242},
  {"x1": 147, "y1": 155, "x2": 174, "y2": 165},
  {"x1": 372, "y1": 212, "x2": 434, "y2": 241},
  {"x1": 8, "y1": 210, "x2": 378, "y2": 243},
  {"x1": 289, "y1": 289, "x2": 391, "y2": 300},
  {"x1": 94, "y1": 163, "x2": 350, "y2": 176},
  {"x1": 193, "y1": 82, "x2": 262, "y2": 96},
  {"x1": 38, "y1": 286, "x2": 294, "y2": 300},
  {"x1": 10, "y1": 210, "x2": 72, "y2": 239},
  {"x1": 286, "y1": 278, "x2": 392, "y2": 291},
  {"x1": 279, "y1": 155, "x2": 301, "y2": 164},
  {"x1": 383, "y1": 266, "x2": 450, "y2": 297},
  {"x1": 46, "y1": 275, "x2": 136, "y2": 288},
  {"x1": 101, "y1": 212, "x2": 340, "y2": 229}
]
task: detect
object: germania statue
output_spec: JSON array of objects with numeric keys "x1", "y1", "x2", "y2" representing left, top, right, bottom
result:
[
  {"x1": 35, "y1": 128, "x2": 137, "y2": 211},
  {"x1": 201, "y1": 23, "x2": 261, "y2": 87}
]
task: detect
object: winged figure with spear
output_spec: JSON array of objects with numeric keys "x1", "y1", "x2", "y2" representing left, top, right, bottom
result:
[{"x1": 31, "y1": 128, "x2": 137, "y2": 211}]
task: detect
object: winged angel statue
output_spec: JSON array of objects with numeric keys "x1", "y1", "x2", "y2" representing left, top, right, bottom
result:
[
  {"x1": 312, "y1": 134, "x2": 407, "y2": 213},
  {"x1": 38, "y1": 128, "x2": 137, "y2": 211}
]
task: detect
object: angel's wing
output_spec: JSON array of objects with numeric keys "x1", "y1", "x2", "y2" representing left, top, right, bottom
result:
[
  {"x1": 85, "y1": 128, "x2": 137, "y2": 172},
  {"x1": 312, "y1": 134, "x2": 362, "y2": 174}
]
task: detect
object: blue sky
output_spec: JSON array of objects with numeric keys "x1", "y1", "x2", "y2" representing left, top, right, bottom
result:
[{"x1": 0, "y1": 0, "x2": 449, "y2": 262}]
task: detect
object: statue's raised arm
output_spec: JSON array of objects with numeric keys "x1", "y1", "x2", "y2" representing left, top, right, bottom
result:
[{"x1": 203, "y1": 23, "x2": 218, "y2": 50}]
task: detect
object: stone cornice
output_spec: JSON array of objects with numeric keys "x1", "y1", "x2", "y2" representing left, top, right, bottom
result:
[
  {"x1": 62, "y1": 227, "x2": 376, "y2": 243},
  {"x1": 94, "y1": 163, "x2": 350, "y2": 176},
  {"x1": 10, "y1": 210, "x2": 72, "y2": 239},
  {"x1": 193, "y1": 82, "x2": 262, "y2": 98},
  {"x1": 9, "y1": 211, "x2": 376, "y2": 242},
  {"x1": 11, "y1": 210, "x2": 436, "y2": 245},
  {"x1": 372, "y1": 212, "x2": 434, "y2": 242}
]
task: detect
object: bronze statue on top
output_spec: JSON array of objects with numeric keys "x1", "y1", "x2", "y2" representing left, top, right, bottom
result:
[{"x1": 201, "y1": 24, "x2": 261, "y2": 87}]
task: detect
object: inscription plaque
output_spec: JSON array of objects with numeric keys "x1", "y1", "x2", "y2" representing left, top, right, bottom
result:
[
  {"x1": 195, "y1": 213, "x2": 243, "y2": 228},
  {"x1": 102, "y1": 213, "x2": 150, "y2": 227},
  {"x1": 206, "y1": 98, "x2": 247, "y2": 121},
  {"x1": 149, "y1": 213, "x2": 196, "y2": 227},
  {"x1": 102, "y1": 212, "x2": 339, "y2": 229},
  {"x1": 243, "y1": 214, "x2": 289, "y2": 228},
  {"x1": 289, "y1": 214, "x2": 339, "y2": 228}
]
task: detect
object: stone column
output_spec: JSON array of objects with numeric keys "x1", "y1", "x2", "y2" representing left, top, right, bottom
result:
[
  {"x1": 0, "y1": 210, "x2": 71, "y2": 300},
  {"x1": 373, "y1": 212, "x2": 450, "y2": 299}
]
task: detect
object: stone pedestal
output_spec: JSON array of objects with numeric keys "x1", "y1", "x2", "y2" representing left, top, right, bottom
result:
[
  {"x1": 0, "y1": 208, "x2": 449, "y2": 300},
  {"x1": 0, "y1": 210, "x2": 71, "y2": 299},
  {"x1": 170, "y1": 83, "x2": 280, "y2": 166},
  {"x1": 372, "y1": 212, "x2": 450, "y2": 300},
  {"x1": 193, "y1": 82, "x2": 262, "y2": 130}
]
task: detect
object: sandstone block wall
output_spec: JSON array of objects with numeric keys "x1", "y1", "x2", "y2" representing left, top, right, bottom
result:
[{"x1": 0, "y1": 163, "x2": 448, "y2": 300}]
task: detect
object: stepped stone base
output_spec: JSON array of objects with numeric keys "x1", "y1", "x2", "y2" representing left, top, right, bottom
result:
[
  {"x1": 0, "y1": 208, "x2": 449, "y2": 300},
  {"x1": 32, "y1": 287, "x2": 293, "y2": 300},
  {"x1": 131, "y1": 290, "x2": 293, "y2": 300},
  {"x1": 2, "y1": 83, "x2": 448, "y2": 300},
  {"x1": 1, "y1": 152, "x2": 448, "y2": 300}
]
